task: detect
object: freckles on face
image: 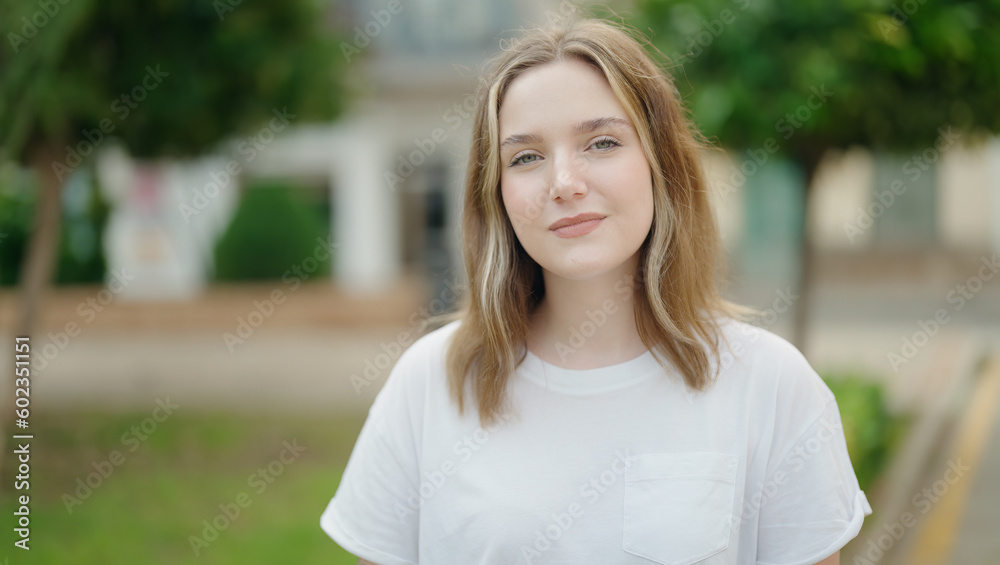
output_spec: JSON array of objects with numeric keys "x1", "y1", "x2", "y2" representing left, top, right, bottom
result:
[{"x1": 497, "y1": 58, "x2": 654, "y2": 280}]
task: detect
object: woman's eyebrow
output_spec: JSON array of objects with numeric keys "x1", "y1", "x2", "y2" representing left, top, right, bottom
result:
[
  {"x1": 500, "y1": 132, "x2": 542, "y2": 149},
  {"x1": 500, "y1": 116, "x2": 633, "y2": 150},
  {"x1": 573, "y1": 116, "x2": 632, "y2": 134}
]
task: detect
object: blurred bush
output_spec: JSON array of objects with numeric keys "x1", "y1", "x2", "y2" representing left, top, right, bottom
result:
[
  {"x1": 823, "y1": 374, "x2": 908, "y2": 492},
  {"x1": 213, "y1": 181, "x2": 330, "y2": 282},
  {"x1": 0, "y1": 166, "x2": 109, "y2": 287}
]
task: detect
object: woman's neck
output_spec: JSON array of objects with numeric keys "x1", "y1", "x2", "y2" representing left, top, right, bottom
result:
[{"x1": 526, "y1": 256, "x2": 648, "y2": 369}]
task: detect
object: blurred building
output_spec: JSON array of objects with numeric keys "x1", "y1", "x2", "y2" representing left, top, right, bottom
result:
[
  {"x1": 99, "y1": 0, "x2": 550, "y2": 299},
  {"x1": 94, "y1": 0, "x2": 1000, "y2": 301}
]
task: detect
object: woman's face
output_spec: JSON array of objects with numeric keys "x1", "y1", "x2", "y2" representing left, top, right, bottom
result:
[{"x1": 498, "y1": 57, "x2": 655, "y2": 281}]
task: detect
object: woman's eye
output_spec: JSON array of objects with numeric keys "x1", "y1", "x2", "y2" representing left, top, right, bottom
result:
[
  {"x1": 511, "y1": 153, "x2": 540, "y2": 166},
  {"x1": 592, "y1": 137, "x2": 620, "y2": 150}
]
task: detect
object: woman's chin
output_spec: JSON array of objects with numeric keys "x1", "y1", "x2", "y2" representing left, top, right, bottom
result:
[{"x1": 539, "y1": 259, "x2": 625, "y2": 282}]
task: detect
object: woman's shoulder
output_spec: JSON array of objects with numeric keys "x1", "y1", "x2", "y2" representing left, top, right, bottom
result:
[
  {"x1": 713, "y1": 317, "x2": 834, "y2": 401},
  {"x1": 363, "y1": 319, "x2": 463, "y2": 425},
  {"x1": 715, "y1": 317, "x2": 808, "y2": 365},
  {"x1": 375, "y1": 318, "x2": 462, "y2": 391}
]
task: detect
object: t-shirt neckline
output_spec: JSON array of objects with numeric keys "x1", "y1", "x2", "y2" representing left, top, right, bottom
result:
[{"x1": 519, "y1": 347, "x2": 662, "y2": 395}]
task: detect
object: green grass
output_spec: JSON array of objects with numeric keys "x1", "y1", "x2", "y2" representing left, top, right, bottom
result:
[{"x1": 0, "y1": 410, "x2": 366, "y2": 564}]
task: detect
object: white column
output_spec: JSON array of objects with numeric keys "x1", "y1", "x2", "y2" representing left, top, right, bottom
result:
[{"x1": 330, "y1": 122, "x2": 401, "y2": 292}]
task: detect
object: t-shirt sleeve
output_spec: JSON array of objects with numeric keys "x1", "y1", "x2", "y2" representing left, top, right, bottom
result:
[
  {"x1": 320, "y1": 342, "x2": 426, "y2": 565},
  {"x1": 755, "y1": 341, "x2": 873, "y2": 565}
]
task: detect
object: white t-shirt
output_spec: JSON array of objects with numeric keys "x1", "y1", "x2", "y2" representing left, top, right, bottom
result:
[{"x1": 320, "y1": 318, "x2": 872, "y2": 565}]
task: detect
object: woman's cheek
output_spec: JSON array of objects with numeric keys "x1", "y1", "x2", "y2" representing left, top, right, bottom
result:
[{"x1": 521, "y1": 197, "x2": 543, "y2": 228}]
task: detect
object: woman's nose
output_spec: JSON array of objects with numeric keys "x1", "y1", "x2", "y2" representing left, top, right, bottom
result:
[{"x1": 548, "y1": 153, "x2": 587, "y2": 201}]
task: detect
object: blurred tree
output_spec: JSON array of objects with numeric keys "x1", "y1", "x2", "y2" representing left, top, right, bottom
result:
[
  {"x1": 0, "y1": 0, "x2": 346, "y2": 443},
  {"x1": 0, "y1": 0, "x2": 346, "y2": 335},
  {"x1": 0, "y1": 166, "x2": 111, "y2": 287},
  {"x1": 629, "y1": 0, "x2": 1000, "y2": 348}
]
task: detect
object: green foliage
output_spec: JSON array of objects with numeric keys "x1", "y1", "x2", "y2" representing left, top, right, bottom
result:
[
  {"x1": 53, "y1": 171, "x2": 111, "y2": 284},
  {"x1": 0, "y1": 166, "x2": 34, "y2": 286},
  {"x1": 213, "y1": 181, "x2": 330, "y2": 282},
  {"x1": 823, "y1": 373, "x2": 908, "y2": 491},
  {"x1": 0, "y1": 0, "x2": 346, "y2": 163},
  {"x1": 0, "y1": 164, "x2": 109, "y2": 286},
  {"x1": 630, "y1": 0, "x2": 1000, "y2": 160}
]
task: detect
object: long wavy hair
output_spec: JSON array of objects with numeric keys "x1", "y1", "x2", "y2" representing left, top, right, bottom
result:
[{"x1": 444, "y1": 18, "x2": 741, "y2": 427}]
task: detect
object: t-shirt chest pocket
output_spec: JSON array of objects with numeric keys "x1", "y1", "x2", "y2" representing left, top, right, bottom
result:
[{"x1": 623, "y1": 452, "x2": 739, "y2": 565}]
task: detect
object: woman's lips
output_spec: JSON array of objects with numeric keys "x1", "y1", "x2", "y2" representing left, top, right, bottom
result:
[{"x1": 552, "y1": 217, "x2": 603, "y2": 238}]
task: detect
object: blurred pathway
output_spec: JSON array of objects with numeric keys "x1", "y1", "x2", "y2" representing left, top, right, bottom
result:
[
  {"x1": 949, "y1": 363, "x2": 1000, "y2": 564},
  {"x1": 11, "y1": 327, "x2": 411, "y2": 416},
  {"x1": 890, "y1": 354, "x2": 1000, "y2": 565}
]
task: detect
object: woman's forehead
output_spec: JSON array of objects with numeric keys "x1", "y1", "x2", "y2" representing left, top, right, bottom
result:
[{"x1": 498, "y1": 59, "x2": 630, "y2": 137}]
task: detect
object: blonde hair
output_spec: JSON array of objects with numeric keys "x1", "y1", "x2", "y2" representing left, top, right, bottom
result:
[{"x1": 444, "y1": 18, "x2": 740, "y2": 427}]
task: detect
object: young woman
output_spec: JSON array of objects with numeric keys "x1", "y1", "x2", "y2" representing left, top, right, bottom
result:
[{"x1": 321, "y1": 18, "x2": 871, "y2": 565}]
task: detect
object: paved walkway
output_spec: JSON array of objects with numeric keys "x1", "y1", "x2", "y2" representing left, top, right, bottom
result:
[
  {"x1": 0, "y1": 280, "x2": 429, "y2": 416},
  {"x1": 950, "y1": 360, "x2": 1000, "y2": 563},
  {"x1": 847, "y1": 350, "x2": 1000, "y2": 565},
  {"x1": 5, "y1": 327, "x2": 407, "y2": 416},
  {"x1": 900, "y1": 354, "x2": 1000, "y2": 565}
]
